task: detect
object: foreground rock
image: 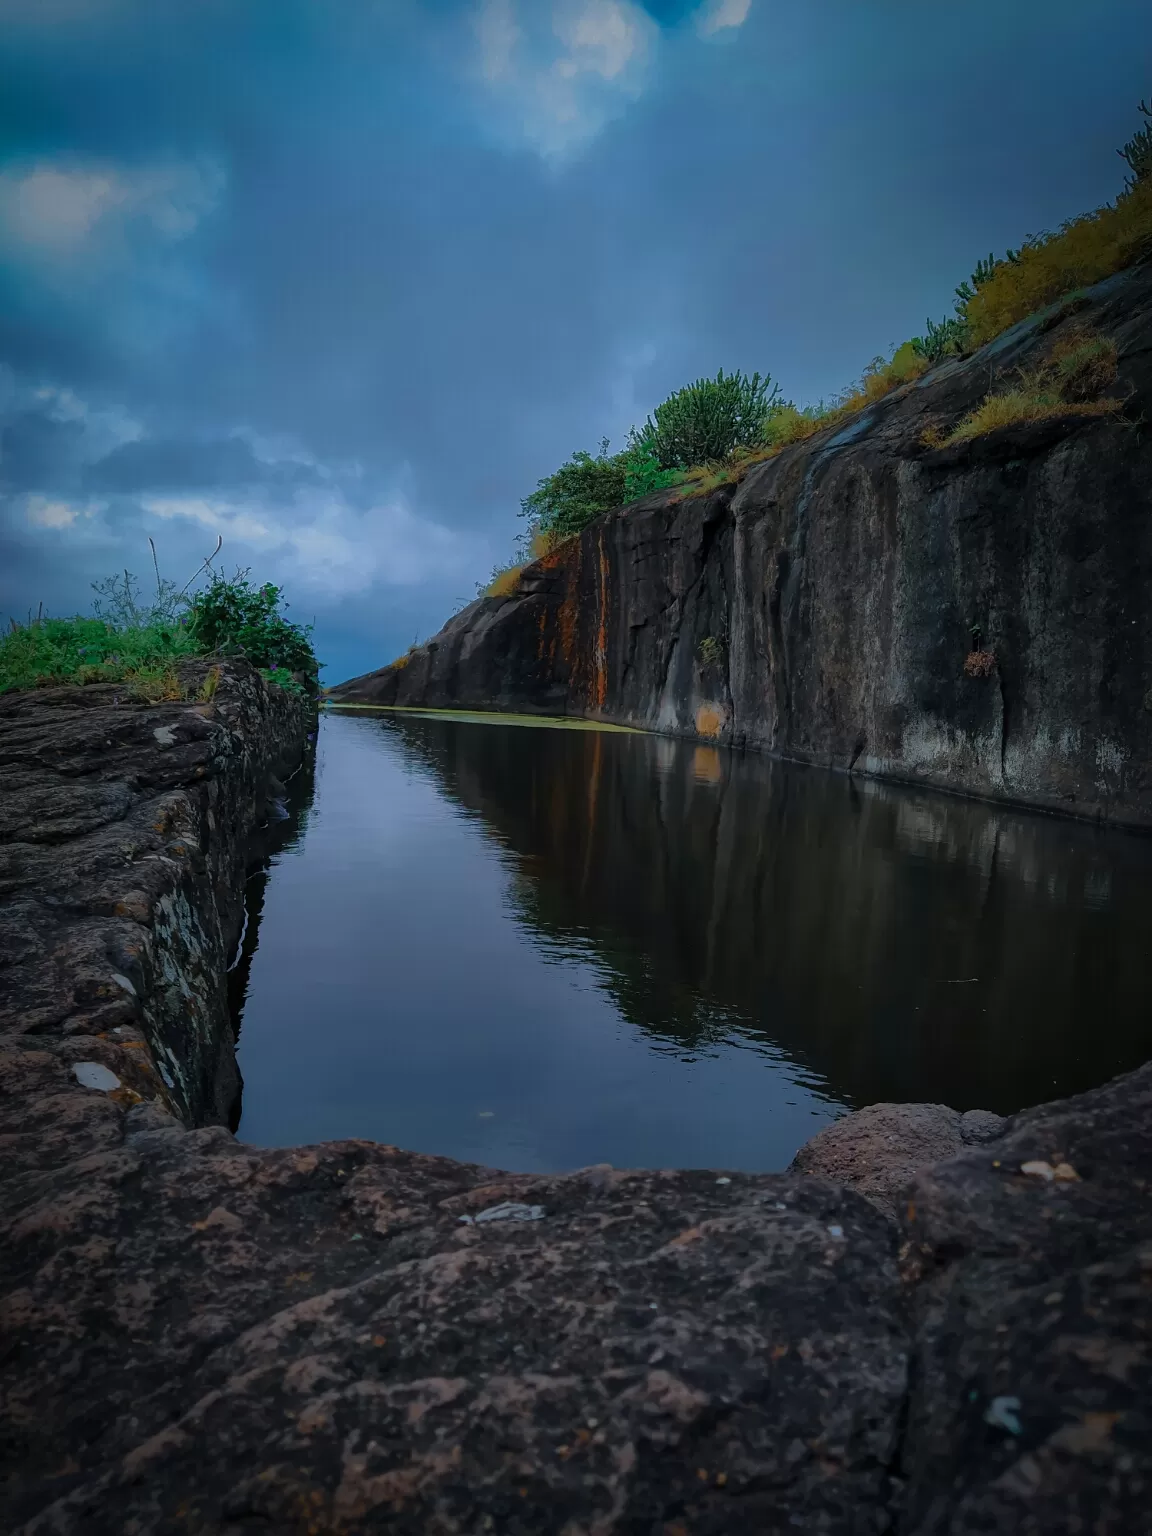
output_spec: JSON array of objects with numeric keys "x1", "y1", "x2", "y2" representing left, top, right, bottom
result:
[
  {"x1": 791, "y1": 1102, "x2": 1007, "y2": 1214},
  {"x1": 331, "y1": 258, "x2": 1152, "y2": 829},
  {"x1": 1, "y1": 677, "x2": 1150, "y2": 1532},
  {"x1": 2, "y1": 1061, "x2": 1149, "y2": 1533}
]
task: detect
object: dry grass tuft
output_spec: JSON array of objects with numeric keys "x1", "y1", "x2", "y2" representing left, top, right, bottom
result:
[
  {"x1": 484, "y1": 563, "x2": 526, "y2": 598},
  {"x1": 925, "y1": 326, "x2": 1123, "y2": 448},
  {"x1": 963, "y1": 650, "x2": 997, "y2": 678},
  {"x1": 124, "y1": 665, "x2": 186, "y2": 703},
  {"x1": 1047, "y1": 328, "x2": 1119, "y2": 401}
]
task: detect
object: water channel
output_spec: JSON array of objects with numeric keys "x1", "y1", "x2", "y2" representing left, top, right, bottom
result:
[{"x1": 230, "y1": 708, "x2": 1152, "y2": 1172}]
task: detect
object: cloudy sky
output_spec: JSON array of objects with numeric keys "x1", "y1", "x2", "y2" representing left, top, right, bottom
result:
[{"x1": 2, "y1": 0, "x2": 1148, "y2": 682}]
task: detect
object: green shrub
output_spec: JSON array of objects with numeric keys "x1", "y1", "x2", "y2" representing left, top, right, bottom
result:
[
  {"x1": 1119, "y1": 97, "x2": 1152, "y2": 190},
  {"x1": 520, "y1": 438, "x2": 628, "y2": 541},
  {"x1": 519, "y1": 436, "x2": 687, "y2": 545},
  {"x1": 637, "y1": 369, "x2": 782, "y2": 469},
  {"x1": 187, "y1": 570, "x2": 318, "y2": 688},
  {"x1": 912, "y1": 314, "x2": 970, "y2": 364},
  {"x1": 912, "y1": 251, "x2": 1022, "y2": 363}
]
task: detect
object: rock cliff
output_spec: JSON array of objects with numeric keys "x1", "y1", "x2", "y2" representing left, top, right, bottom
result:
[
  {"x1": 332, "y1": 259, "x2": 1152, "y2": 827},
  {"x1": 0, "y1": 660, "x2": 313, "y2": 1142}
]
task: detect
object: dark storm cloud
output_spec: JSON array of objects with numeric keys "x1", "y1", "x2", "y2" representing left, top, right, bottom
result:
[
  {"x1": 83, "y1": 436, "x2": 323, "y2": 494},
  {"x1": 1, "y1": 409, "x2": 85, "y2": 492},
  {"x1": 2, "y1": 0, "x2": 1151, "y2": 677}
]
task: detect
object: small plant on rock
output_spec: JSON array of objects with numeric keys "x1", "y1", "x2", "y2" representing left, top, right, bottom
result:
[{"x1": 963, "y1": 649, "x2": 997, "y2": 679}]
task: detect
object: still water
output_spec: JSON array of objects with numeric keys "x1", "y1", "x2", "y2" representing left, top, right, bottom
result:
[{"x1": 232, "y1": 709, "x2": 1152, "y2": 1172}]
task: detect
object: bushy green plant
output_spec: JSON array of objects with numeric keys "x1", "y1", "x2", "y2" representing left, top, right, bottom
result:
[
  {"x1": 519, "y1": 436, "x2": 687, "y2": 544},
  {"x1": 187, "y1": 570, "x2": 318, "y2": 688},
  {"x1": 912, "y1": 250, "x2": 1023, "y2": 363},
  {"x1": 1119, "y1": 97, "x2": 1152, "y2": 190},
  {"x1": 519, "y1": 439, "x2": 627, "y2": 541},
  {"x1": 637, "y1": 369, "x2": 782, "y2": 468},
  {"x1": 912, "y1": 314, "x2": 970, "y2": 364},
  {"x1": 621, "y1": 435, "x2": 686, "y2": 499}
]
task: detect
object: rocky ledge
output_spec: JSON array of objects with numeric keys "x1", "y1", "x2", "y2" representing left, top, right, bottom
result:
[{"x1": 1, "y1": 679, "x2": 1150, "y2": 1534}]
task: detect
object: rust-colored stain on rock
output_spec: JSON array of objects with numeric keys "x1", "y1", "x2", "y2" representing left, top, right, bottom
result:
[
  {"x1": 695, "y1": 703, "x2": 725, "y2": 739},
  {"x1": 593, "y1": 529, "x2": 609, "y2": 713}
]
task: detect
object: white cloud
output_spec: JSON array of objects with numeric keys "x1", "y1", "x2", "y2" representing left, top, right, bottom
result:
[
  {"x1": 0, "y1": 157, "x2": 224, "y2": 266},
  {"x1": 471, "y1": 0, "x2": 656, "y2": 158},
  {"x1": 141, "y1": 488, "x2": 487, "y2": 598},
  {"x1": 24, "y1": 494, "x2": 104, "y2": 528},
  {"x1": 694, "y1": 0, "x2": 752, "y2": 38},
  {"x1": 28, "y1": 382, "x2": 144, "y2": 456},
  {"x1": 476, "y1": 0, "x2": 521, "y2": 81},
  {"x1": 553, "y1": 0, "x2": 643, "y2": 81}
]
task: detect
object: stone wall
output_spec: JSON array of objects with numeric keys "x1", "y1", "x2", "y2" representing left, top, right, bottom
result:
[
  {"x1": 331, "y1": 259, "x2": 1152, "y2": 828},
  {"x1": 0, "y1": 659, "x2": 313, "y2": 1152}
]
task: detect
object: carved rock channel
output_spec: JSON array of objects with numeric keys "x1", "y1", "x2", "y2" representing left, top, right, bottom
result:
[{"x1": 1, "y1": 665, "x2": 1149, "y2": 1532}]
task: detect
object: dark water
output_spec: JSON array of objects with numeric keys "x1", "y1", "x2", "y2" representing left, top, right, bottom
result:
[{"x1": 232, "y1": 709, "x2": 1152, "y2": 1172}]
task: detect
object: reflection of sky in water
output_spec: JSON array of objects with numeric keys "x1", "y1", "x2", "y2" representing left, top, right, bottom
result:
[{"x1": 233, "y1": 712, "x2": 1152, "y2": 1173}]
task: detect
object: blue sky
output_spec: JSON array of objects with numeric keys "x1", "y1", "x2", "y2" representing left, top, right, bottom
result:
[{"x1": 2, "y1": 0, "x2": 1149, "y2": 681}]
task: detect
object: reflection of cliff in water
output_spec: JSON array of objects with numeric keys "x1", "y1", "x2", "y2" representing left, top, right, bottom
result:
[
  {"x1": 383, "y1": 714, "x2": 1152, "y2": 1115},
  {"x1": 227, "y1": 745, "x2": 317, "y2": 1127}
]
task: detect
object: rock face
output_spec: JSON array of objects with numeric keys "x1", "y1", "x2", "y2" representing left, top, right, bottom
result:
[
  {"x1": 0, "y1": 660, "x2": 313, "y2": 1142},
  {"x1": 1, "y1": 676, "x2": 1150, "y2": 1530},
  {"x1": 331, "y1": 259, "x2": 1152, "y2": 828},
  {"x1": 790, "y1": 1103, "x2": 1007, "y2": 1214}
]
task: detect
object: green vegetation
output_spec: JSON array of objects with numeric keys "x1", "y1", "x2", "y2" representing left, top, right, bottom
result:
[
  {"x1": 493, "y1": 93, "x2": 1152, "y2": 576},
  {"x1": 519, "y1": 434, "x2": 686, "y2": 546},
  {"x1": 1120, "y1": 98, "x2": 1152, "y2": 189},
  {"x1": 636, "y1": 369, "x2": 781, "y2": 469},
  {"x1": 1, "y1": 559, "x2": 319, "y2": 698}
]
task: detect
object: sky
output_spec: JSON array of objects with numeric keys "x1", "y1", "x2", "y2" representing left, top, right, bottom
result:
[{"x1": 2, "y1": 0, "x2": 1149, "y2": 683}]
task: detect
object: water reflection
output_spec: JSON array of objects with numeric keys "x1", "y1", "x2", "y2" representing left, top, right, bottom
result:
[{"x1": 232, "y1": 711, "x2": 1152, "y2": 1170}]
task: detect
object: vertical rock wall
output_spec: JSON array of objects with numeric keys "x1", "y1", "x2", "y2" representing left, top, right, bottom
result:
[
  {"x1": 0, "y1": 660, "x2": 314, "y2": 1170},
  {"x1": 332, "y1": 260, "x2": 1152, "y2": 827}
]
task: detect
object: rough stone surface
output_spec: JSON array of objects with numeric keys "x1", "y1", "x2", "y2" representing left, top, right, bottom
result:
[
  {"x1": 0, "y1": 659, "x2": 313, "y2": 1141},
  {"x1": 2, "y1": 660, "x2": 1150, "y2": 1532},
  {"x1": 331, "y1": 259, "x2": 1152, "y2": 828},
  {"x1": 789, "y1": 1102, "x2": 1008, "y2": 1214}
]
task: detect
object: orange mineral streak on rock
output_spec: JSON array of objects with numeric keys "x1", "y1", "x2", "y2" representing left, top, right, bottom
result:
[
  {"x1": 695, "y1": 703, "x2": 725, "y2": 740},
  {"x1": 555, "y1": 544, "x2": 581, "y2": 686},
  {"x1": 593, "y1": 531, "x2": 610, "y2": 713}
]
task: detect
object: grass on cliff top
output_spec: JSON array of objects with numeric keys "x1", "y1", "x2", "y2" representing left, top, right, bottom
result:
[
  {"x1": 0, "y1": 616, "x2": 199, "y2": 698},
  {"x1": 923, "y1": 329, "x2": 1124, "y2": 448},
  {"x1": 963, "y1": 178, "x2": 1152, "y2": 346}
]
